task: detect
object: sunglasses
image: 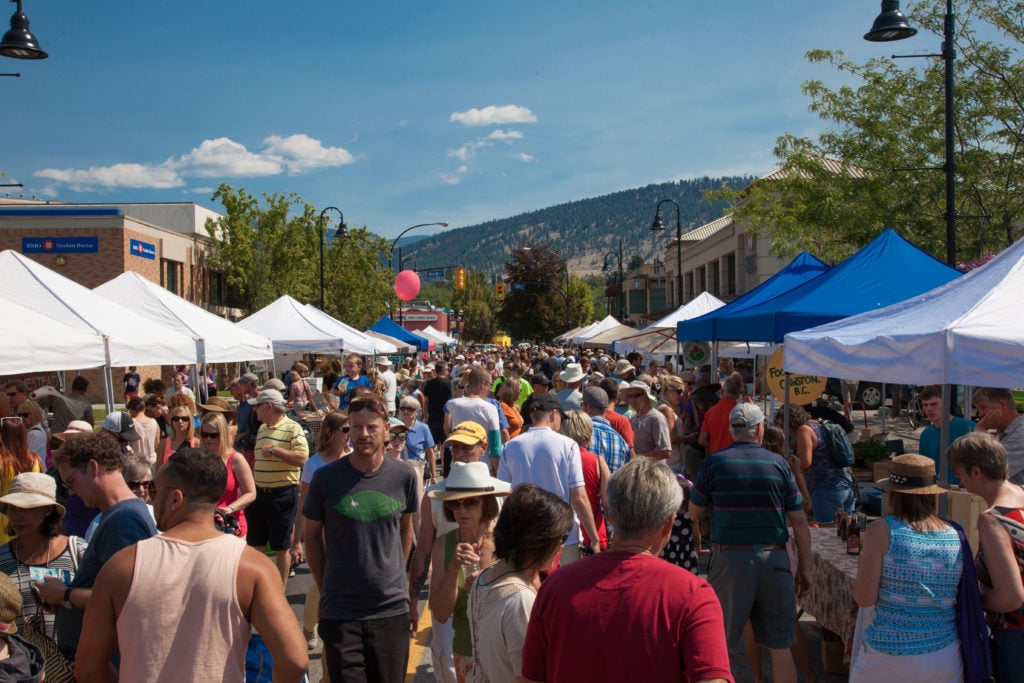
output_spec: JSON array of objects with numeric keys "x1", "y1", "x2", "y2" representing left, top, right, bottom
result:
[
  {"x1": 399, "y1": 406, "x2": 418, "y2": 413},
  {"x1": 389, "y1": 432, "x2": 408, "y2": 442},
  {"x1": 4, "y1": 392, "x2": 17, "y2": 398},
  {"x1": 0, "y1": 416, "x2": 22, "y2": 426},
  {"x1": 444, "y1": 497, "x2": 481, "y2": 509},
  {"x1": 349, "y1": 398, "x2": 387, "y2": 414},
  {"x1": 128, "y1": 480, "x2": 156, "y2": 495},
  {"x1": 200, "y1": 431, "x2": 220, "y2": 439},
  {"x1": 170, "y1": 416, "x2": 191, "y2": 423}
]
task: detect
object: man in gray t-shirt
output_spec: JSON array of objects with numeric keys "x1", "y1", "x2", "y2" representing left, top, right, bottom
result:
[{"x1": 303, "y1": 394, "x2": 418, "y2": 682}]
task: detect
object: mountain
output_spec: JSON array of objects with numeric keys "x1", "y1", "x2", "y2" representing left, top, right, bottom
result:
[{"x1": 400, "y1": 176, "x2": 752, "y2": 278}]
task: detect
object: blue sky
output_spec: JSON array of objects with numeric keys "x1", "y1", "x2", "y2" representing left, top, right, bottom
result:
[{"x1": 0, "y1": 1, "x2": 938, "y2": 239}]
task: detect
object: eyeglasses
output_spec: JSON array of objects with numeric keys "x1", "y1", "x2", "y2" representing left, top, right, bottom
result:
[
  {"x1": 399, "y1": 407, "x2": 418, "y2": 413},
  {"x1": 128, "y1": 480, "x2": 156, "y2": 495},
  {"x1": 0, "y1": 416, "x2": 23, "y2": 426},
  {"x1": 444, "y1": 497, "x2": 481, "y2": 509},
  {"x1": 349, "y1": 398, "x2": 387, "y2": 414},
  {"x1": 170, "y1": 416, "x2": 190, "y2": 423},
  {"x1": 200, "y1": 431, "x2": 219, "y2": 439}
]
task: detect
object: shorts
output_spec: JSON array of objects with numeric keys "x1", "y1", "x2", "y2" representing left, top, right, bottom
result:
[
  {"x1": 810, "y1": 486, "x2": 856, "y2": 524},
  {"x1": 246, "y1": 485, "x2": 299, "y2": 551},
  {"x1": 708, "y1": 546, "x2": 796, "y2": 650}
]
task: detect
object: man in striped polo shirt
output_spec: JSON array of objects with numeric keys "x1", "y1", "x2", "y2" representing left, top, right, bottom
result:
[
  {"x1": 689, "y1": 402, "x2": 811, "y2": 683},
  {"x1": 248, "y1": 389, "x2": 309, "y2": 585}
]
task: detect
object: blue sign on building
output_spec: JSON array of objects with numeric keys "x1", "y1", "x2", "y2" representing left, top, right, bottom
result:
[
  {"x1": 21, "y1": 237, "x2": 99, "y2": 254},
  {"x1": 129, "y1": 238, "x2": 156, "y2": 260}
]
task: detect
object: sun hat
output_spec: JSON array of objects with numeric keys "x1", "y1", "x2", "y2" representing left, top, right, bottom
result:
[
  {"x1": 52, "y1": 420, "x2": 93, "y2": 441},
  {"x1": 426, "y1": 461, "x2": 511, "y2": 501},
  {"x1": 622, "y1": 380, "x2": 657, "y2": 403},
  {"x1": 0, "y1": 472, "x2": 66, "y2": 518},
  {"x1": 238, "y1": 372, "x2": 260, "y2": 385},
  {"x1": 445, "y1": 421, "x2": 487, "y2": 446},
  {"x1": 375, "y1": 356, "x2": 392, "y2": 366},
  {"x1": 247, "y1": 389, "x2": 287, "y2": 407},
  {"x1": 262, "y1": 378, "x2": 286, "y2": 392},
  {"x1": 876, "y1": 454, "x2": 948, "y2": 495},
  {"x1": 198, "y1": 396, "x2": 235, "y2": 413},
  {"x1": 559, "y1": 363, "x2": 585, "y2": 384},
  {"x1": 729, "y1": 402, "x2": 766, "y2": 429},
  {"x1": 611, "y1": 359, "x2": 635, "y2": 377},
  {"x1": 102, "y1": 411, "x2": 142, "y2": 442},
  {"x1": 0, "y1": 574, "x2": 20, "y2": 635}
]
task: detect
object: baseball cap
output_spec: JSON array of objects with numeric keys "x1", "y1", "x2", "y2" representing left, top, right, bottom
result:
[
  {"x1": 238, "y1": 372, "x2": 260, "y2": 385},
  {"x1": 729, "y1": 402, "x2": 766, "y2": 429},
  {"x1": 529, "y1": 374, "x2": 551, "y2": 388},
  {"x1": 529, "y1": 393, "x2": 564, "y2": 414},
  {"x1": 582, "y1": 387, "x2": 609, "y2": 410},
  {"x1": 247, "y1": 389, "x2": 287, "y2": 407},
  {"x1": 102, "y1": 411, "x2": 141, "y2": 442},
  {"x1": 445, "y1": 421, "x2": 487, "y2": 446}
]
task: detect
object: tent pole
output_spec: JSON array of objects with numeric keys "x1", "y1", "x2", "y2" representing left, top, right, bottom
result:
[{"x1": 102, "y1": 336, "x2": 114, "y2": 414}]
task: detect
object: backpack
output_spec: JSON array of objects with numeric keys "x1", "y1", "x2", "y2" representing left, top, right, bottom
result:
[{"x1": 819, "y1": 420, "x2": 855, "y2": 468}]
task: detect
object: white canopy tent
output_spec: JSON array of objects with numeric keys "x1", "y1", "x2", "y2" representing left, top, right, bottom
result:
[
  {"x1": 0, "y1": 299, "x2": 108, "y2": 374},
  {"x1": 240, "y1": 296, "x2": 364, "y2": 353},
  {"x1": 612, "y1": 292, "x2": 727, "y2": 356},
  {"x1": 418, "y1": 325, "x2": 458, "y2": 346},
  {"x1": 301, "y1": 304, "x2": 397, "y2": 355},
  {"x1": 571, "y1": 315, "x2": 622, "y2": 345},
  {"x1": 784, "y1": 234, "x2": 1024, "y2": 388},
  {"x1": 581, "y1": 323, "x2": 641, "y2": 349},
  {"x1": 0, "y1": 251, "x2": 199, "y2": 409},
  {"x1": 94, "y1": 271, "x2": 274, "y2": 363},
  {"x1": 555, "y1": 324, "x2": 589, "y2": 343},
  {"x1": 365, "y1": 330, "x2": 417, "y2": 355}
]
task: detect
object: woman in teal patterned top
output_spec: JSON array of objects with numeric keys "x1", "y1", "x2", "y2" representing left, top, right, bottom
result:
[{"x1": 850, "y1": 454, "x2": 963, "y2": 682}]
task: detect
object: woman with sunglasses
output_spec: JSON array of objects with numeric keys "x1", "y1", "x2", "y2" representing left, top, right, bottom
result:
[
  {"x1": 428, "y1": 461, "x2": 510, "y2": 682},
  {"x1": 296, "y1": 411, "x2": 350, "y2": 652},
  {"x1": 397, "y1": 396, "x2": 436, "y2": 486},
  {"x1": 15, "y1": 400, "x2": 47, "y2": 469},
  {"x1": 157, "y1": 405, "x2": 196, "y2": 469},
  {"x1": 0, "y1": 417, "x2": 43, "y2": 546},
  {"x1": 199, "y1": 413, "x2": 255, "y2": 539}
]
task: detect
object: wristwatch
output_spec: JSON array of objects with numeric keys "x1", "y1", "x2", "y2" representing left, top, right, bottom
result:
[{"x1": 62, "y1": 588, "x2": 73, "y2": 610}]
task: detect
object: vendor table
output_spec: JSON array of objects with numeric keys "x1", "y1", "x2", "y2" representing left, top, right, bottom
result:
[{"x1": 800, "y1": 527, "x2": 859, "y2": 652}]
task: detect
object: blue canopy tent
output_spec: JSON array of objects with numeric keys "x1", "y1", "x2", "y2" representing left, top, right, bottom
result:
[
  {"x1": 369, "y1": 316, "x2": 432, "y2": 352},
  {"x1": 676, "y1": 251, "x2": 831, "y2": 342},
  {"x1": 712, "y1": 229, "x2": 962, "y2": 342}
]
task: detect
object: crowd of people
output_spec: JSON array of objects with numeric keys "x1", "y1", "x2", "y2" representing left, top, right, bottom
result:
[{"x1": 0, "y1": 345, "x2": 1016, "y2": 682}]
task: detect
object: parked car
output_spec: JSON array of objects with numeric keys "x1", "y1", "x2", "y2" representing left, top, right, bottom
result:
[{"x1": 823, "y1": 378, "x2": 905, "y2": 410}]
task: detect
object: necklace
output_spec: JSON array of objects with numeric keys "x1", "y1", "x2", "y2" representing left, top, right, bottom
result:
[{"x1": 13, "y1": 536, "x2": 54, "y2": 567}]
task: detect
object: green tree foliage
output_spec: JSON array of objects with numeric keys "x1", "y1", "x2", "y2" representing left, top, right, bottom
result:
[
  {"x1": 497, "y1": 243, "x2": 592, "y2": 340},
  {"x1": 457, "y1": 270, "x2": 499, "y2": 345},
  {"x1": 719, "y1": 0, "x2": 1024, "y2": 264},
  {"x1": 205, "y1": 184, "x2": 396, "y2": 324}
]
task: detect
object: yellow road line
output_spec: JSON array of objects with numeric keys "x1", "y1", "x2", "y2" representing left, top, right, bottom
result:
[{"x1": 406, "y1": 603, "x2": 434, "y2": 682}]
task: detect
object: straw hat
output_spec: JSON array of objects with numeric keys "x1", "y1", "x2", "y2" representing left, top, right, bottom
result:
[
  {"x1": 0, "y1": 472, "x2": 66, "y2": 517},
  {"x1": 611, "y1": 359, "x2": 635, "y2": 377},
  {"x1": 875, "y1": 454, "x2": 947, "y2": 495},
  {"x1": 0, "y1": 574, "x2": 20, "y2": 635},
  {"x1": 427, "y1": 461, "x2": 511, "y2": 502},
  {"x1": 198, "y1": 396, "x2": 235, "y2": 414},
  {"x1": 52, "y1": 420, "x2": 93, "y2": 442}
]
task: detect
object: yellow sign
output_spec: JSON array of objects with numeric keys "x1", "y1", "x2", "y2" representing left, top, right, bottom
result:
[{"x1": 765, "y1": 347, "x2": 827, "y2": 404}]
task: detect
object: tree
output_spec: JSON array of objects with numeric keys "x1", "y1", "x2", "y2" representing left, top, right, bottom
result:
[
  {"x1": 205, "y1": 183, "x2": 396, "y2": 324},
  {"x1": 497, "y1": 243, "x2": 592, "y2": 341},
  {"x1": 718, "y1": 0, "x2": 1024, "y2": 264},
  {"x1": 455, "y1": 269, "x2": 499, "y2": 345}
]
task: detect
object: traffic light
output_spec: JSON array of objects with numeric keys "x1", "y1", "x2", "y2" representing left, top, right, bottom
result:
[
  {"x1": 454, "y1": 267, "x2": 466, "y2": 291},
  {"x1": 495, "y1": 282, "x2": 505, "y2": 301}
]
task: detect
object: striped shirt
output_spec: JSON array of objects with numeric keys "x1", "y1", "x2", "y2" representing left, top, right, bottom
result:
[
  {"x1": 590, "y1": 416, "x2": 630, "y2": 473},
  {"x1": 254, "y1": 417, "x2": 308, "y2": 488},
  {"x1": 690, "y1": 441, "x2": 802, "y2": 545}
]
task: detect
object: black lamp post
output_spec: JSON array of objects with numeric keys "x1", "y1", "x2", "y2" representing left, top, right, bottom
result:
[
  {"x1": 865, "y1": 0, "x2": 957, "y2": 266},
  {"x1": 602, "y1": 239, "x2": 624, "y2": 320},
  {"x1": 318, "y1": 207, "x2": 348, "y2": 310},
  {"x1": 0, "y1": 0, "x2": 46, "y2": 59},
  {"x1": 651, "y1": 199, "x2": 683, "y2": 306},
  {"x1": 523, "y1": 245, "x2": 572, "y2": 327},
  {"x1": 389, "y1": 222, "x2": 449, "y2": 273}
]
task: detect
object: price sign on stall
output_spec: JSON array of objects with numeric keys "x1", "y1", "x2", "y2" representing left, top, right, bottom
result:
[{"x1": 765, "y1": 347, "x2": 826, "y2": 404}]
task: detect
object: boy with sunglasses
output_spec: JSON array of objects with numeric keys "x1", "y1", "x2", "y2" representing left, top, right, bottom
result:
[{"x1": 303, "y1": 395, "x2": 419, "y2": 683}]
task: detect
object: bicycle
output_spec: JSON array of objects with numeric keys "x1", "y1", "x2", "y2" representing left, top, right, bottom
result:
[{"x1": 905, "y1": 385, "x2": 925, "y2": 429}]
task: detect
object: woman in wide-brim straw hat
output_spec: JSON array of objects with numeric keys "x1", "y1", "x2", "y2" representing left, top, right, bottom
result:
[
  {"x1": 849, "y1": 454, "x2": 964, "y2": 682},
  {"x1": 0, "y1": 472, "x2": 86, "y2": 635},
  {"x1": 427, "y1": 461, "x2": 510, "y2": 682}
]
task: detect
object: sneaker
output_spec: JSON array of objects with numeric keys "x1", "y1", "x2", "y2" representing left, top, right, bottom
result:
[{"x1": 304, "y1": 627, "x2": 319, "y2": 650}]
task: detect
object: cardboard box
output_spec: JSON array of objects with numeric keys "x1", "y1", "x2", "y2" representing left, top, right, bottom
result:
[
  {"x1": 947, "y1": 489, "x2": 986, "y2": 555},
  {"x1": 821, "y1": 638, "x2": 849, "y2": 675},
  {"x1": 873, "y1": 460, "x2": 893, "y2": 483}
]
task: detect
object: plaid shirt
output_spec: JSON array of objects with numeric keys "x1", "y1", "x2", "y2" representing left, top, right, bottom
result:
[{"x1": 590, "y1": 415, "x2": 630, "y2": 473}]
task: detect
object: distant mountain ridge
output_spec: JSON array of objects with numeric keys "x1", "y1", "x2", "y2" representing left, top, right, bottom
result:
[{"x1": 401, "y1": 176, "x2": 752, "y2": 278}]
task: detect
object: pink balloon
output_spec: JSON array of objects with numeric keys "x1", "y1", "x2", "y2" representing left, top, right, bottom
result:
[{"x1": 394, "y1": 270, "x2": 421, "y2": 302}]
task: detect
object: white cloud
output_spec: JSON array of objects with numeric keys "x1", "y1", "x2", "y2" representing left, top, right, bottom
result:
[
  {"x1": 32, "y1": 134, "x2": 356, "y2": 192},
  {"x1": 516, "y1": 153, "x2": 534, "y2": 162},
  {"x1": 488, "y1": 129, "x2": 523, "y2": 141},
  {"x1": 456, "y1": 166, "x2": 468, "y2": 173},
  {"x1": 439, "y1": 173, "x2": 461, "y2": 185},
  {"x1": 189, "y1": 186, "x2": 215, "y2": 194},
  {"x1": 35, "y1": 163, "x2": 183, "y2": 190},
  {"x1": 448, "y1": 140, "x2": 489, "y2": 162},
  {"x1": 450, "y1": 105, "x2": 537, "y2": 127}
]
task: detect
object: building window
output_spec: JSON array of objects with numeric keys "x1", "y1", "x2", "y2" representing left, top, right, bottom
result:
[
  {"x1": 650, "y1": 285, "x2": 666, "y2": 314},
  {"x1": 710, "y1": 261, "x2": 721, "y2": 297},
  {"x1": 629, "y1": 289, "x2": 648, "y2": 314},
  {"x1": 163, "y1": 259, "x2": 181, "y2": 295}
]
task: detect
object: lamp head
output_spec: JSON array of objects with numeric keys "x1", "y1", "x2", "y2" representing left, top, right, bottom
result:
[
  {"x1": 0, "y1": 0, "x2": 46, "y2": 60},
  {"x1": 333, "y1": 221, "x2": 348, "y2": 239},
  {"x1": 650, "y1": 214, "x2": 665, "y2": 232},
  {"x1": 864, "y1": 0, "x2": 917, "y2": 42}
]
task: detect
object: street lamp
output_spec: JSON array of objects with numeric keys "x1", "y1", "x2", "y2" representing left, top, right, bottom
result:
[
  {"x1": 651, "y1": 198, "x2": 683, "y2": 306},
  {"x1": 389, "y1": 222, "x2": 449, "y2": 273},
  {"x1": 865, "y1": 0, "x2": 957, "y2": 266},
  {"x1": 0, "y1": 0, "x2": 46, "y2": 59},
  {"x1": 318, "y1": 206, "x2": 348, "y2": 310},
  {"x1": 602, "y1": 239, "x2": 624, "y2": 320}
]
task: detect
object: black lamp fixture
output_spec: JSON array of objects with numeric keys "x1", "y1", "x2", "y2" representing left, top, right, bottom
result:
[
  {"x1": 0, "y1": 0, "x2": 47, "y2": 60},
  {"x1": 651, "y1": 198, "x2": 683, "y2": 306},
  {"x1": 864, "y1": 0, "x2": 918, "y2": 42},
  {"x1": 318, "y1": 206, "x2": 348, "y2": 310}
]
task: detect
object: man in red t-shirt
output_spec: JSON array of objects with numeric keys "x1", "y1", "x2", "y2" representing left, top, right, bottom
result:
[
  {"x1": 699, "y1": 374, "x2": 743, "y2": 454},
  {"x1": 521, "y1": 458, "x2": 733, "y2": 683}
]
